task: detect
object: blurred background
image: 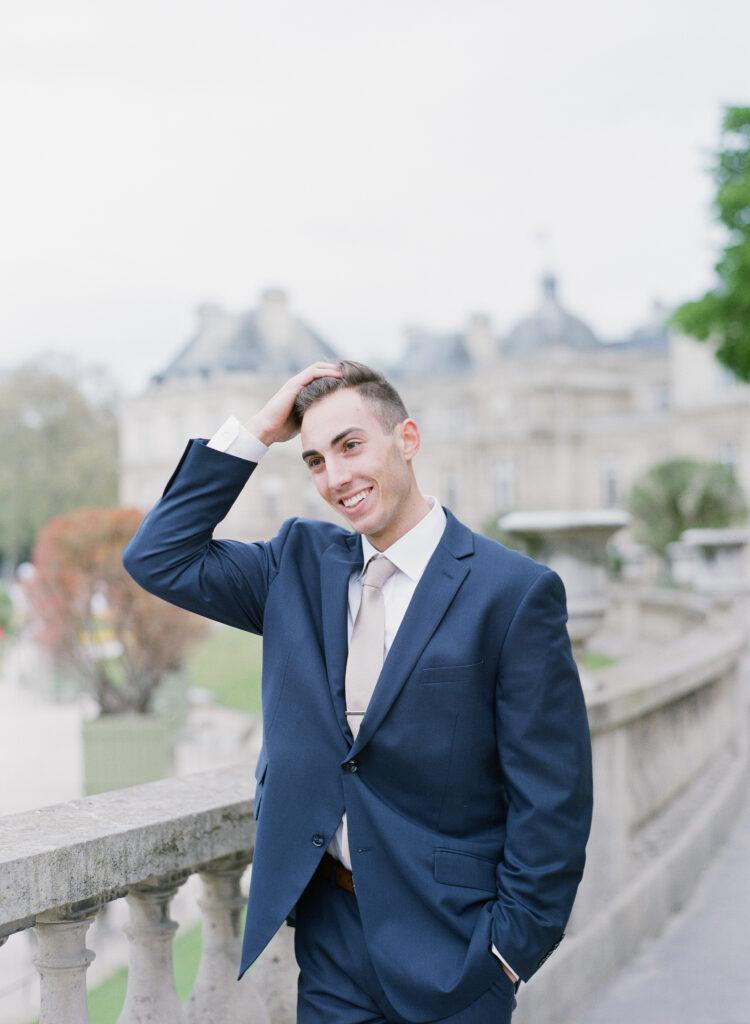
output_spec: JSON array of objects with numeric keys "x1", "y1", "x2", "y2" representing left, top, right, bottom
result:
[{"x1": 1, "y1": 2, "x2": 749, "y2": 1023}]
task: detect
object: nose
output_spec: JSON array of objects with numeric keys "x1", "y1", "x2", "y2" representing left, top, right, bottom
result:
[{"x1": 326, "y1": 457, "x2": 353, "y2": 493}]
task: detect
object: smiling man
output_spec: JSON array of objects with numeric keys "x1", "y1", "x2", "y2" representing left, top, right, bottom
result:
[
  {"x1": 297, "y1": 368, "x2": 428, "y2": 549},
  {"x1": 123, "y1": 359, "x2": 592, "y2": 1024}
]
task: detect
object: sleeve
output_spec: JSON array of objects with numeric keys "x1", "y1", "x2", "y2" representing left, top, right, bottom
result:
[
  {"x1": 490, "y1": 569, "x2": 593, "y2": 982},
  {"x1": 122, "y1": 438, "x2": 290, "y2": 635}
]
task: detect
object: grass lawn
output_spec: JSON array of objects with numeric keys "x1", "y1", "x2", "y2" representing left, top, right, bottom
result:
[
  {"x1": 185, "y1": 624, "x2": 263, "y2": 716},
  {"x1": 582, "y1": 650, "x2": 619, "y2": 671}
]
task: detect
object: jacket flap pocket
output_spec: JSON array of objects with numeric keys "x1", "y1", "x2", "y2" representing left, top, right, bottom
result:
[
  {"x1": 419, "y1": 661, "x2": 484, "y2": 685},
  {"x1": 434, "y1": 849, "x2": 497, "y2": 892},
  {"x1": 253, "y1": 749, "x2": 268, "y2": 819},
  {"x1": 253, "y1": 750, "x2": 267, "y2": 821},
  {"x1": 254, "y1": 747, "x2": 268, "y2": 783}
]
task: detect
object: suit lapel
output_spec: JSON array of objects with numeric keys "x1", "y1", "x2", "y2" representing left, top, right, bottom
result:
[
  {"x1": 320, "y1": 532, "x2": 363, "y2": 742},
  {"x1": 350, "y1": 512, "x2": 473, "y2": 755}
]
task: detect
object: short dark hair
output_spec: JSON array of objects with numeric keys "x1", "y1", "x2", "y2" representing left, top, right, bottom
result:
[{"x1": 293, "y1": 360, "x2": 409, "y2": 431}]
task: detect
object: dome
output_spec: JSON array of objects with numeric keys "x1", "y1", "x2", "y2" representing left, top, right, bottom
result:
[{"x1": 502, "y1": 275, "x2": 601, "y2": 356}]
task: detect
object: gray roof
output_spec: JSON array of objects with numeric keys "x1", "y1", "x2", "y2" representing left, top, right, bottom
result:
[
  {"x1": 395, "y1": 326, "x2": 475, "y2": 379},
  {"x1": 153, "y1": 289, "x2": 338, "y2": 382},
  {"x1": 502, "y1": 274, "x2": 601, "y2": 355},
  {"x1": 609, "y1": 301, "x2": 670, "y2": 352}
]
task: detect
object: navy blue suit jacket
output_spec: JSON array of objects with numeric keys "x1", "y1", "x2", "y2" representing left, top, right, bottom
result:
[{"x1": 123, "y1": 439, "x2": 593, "y2": 1021}]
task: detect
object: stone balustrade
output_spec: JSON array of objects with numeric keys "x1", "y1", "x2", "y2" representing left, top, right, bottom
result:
[
  {"x1": 1, "y1": 590, "x2": 748, "y2": 1024},
  {"x1": 0, "y1": 766, "x2": 274, "y2": 1024},
  {"x1": 595, "y1": 583, "x2": 717, "y2": 652}
]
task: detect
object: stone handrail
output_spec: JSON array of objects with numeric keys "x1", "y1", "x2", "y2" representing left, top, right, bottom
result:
[
  {"x1": 596, "y1": 582, "x2": 719, "y2": 651},
  {"x1": 0, "y1": 766, "x2": 270, "y2": 1024}
]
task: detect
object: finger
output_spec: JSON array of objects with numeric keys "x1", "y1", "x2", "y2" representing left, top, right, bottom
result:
[
  {"x1": 289, "y1": 362, "x2": 343, "y2": 390},
  {"x1": 302, "y1": 361, "x2": 343, "y2": 378}
]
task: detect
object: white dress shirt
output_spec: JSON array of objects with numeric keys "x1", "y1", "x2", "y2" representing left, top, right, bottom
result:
[
  {"x1": 331, "y1": 494, "x2": 447, "y2": 867},
  {"x1": 207, "y1": 416, "x2": 517, "y2": 980}
]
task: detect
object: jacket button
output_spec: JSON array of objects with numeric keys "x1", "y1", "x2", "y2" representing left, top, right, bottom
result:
[
  {"x1": 311, "y1": 834, "x2": 325, "y2": 847},
  {"x1": 344, "y1": 760, "x2": 358, "y2": 773}
]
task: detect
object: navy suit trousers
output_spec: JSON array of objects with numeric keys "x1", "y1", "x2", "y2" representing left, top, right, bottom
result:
[{"x1": 295, "y1": 871, "x2": 517, "y2": 1024}]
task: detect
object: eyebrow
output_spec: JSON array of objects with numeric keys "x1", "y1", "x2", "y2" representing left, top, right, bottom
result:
[{"x1": 301, "y1": 426, "x2": 365, "y2": 461}]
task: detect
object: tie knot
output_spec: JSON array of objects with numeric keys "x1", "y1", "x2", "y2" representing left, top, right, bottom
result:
[{"x1": 362, "y1": 556, "x2": 397, "y2": 591}]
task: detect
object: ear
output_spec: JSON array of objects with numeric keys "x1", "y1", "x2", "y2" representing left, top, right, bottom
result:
[{"x1": 396, "y1": 419, "x2": 421, "y2": 462}]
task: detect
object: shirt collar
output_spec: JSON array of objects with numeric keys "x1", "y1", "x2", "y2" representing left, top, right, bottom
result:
[{"x1": 359, "y1": 496, "x2": 446, "y2": 584}]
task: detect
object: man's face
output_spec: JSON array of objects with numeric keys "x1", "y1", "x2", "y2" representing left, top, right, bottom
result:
[{"x1": 300, "y1": 387, "x2": 423, "y2": 550}]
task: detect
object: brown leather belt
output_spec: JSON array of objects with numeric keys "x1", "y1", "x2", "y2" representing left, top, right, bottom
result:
[{"x1": 316, "y1": 852, "x2": 356, "y2": 894}]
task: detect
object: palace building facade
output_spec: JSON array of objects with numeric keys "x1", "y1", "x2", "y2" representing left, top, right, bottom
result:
[{"x1": 119, "y1": 279, "x2": 750, "y2": 543}]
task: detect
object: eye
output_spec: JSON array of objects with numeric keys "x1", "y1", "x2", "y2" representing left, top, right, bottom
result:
[
  {"x1": 306, "y1": 456, "x2": 324, "y2": 471},
  {"x1": 343, "y1": 439, "x2": 361, "y2": 452}
]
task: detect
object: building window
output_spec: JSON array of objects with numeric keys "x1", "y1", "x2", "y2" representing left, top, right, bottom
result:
[
  {"x1": 443, "y1": 471, "x2": 458, "y2": 511},
  {"x1": 719, "y1": 367, "x2": 738, "y2": 393},
  {"x1": 261, "y1": 474, "x2": 283, "y2": 522},
  {"x1": 600, "y1": 456, "x2": 619, "y2": 507},
  {"x1": 653, "y1": 382, "x2": 670, "y2": 411},
  {"x1": 305, "y1": 482, "x2": 320, "y2": 517},
  {"x1": 493, "y1": 460, "x2": 516, "y2": 512},
  {"x1": 718, "y1": 441, "x2": 739, "y2": 471}
]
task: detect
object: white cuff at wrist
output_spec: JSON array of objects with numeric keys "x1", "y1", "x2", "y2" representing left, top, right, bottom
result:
[{"x1": 208, "y1": 416, "x2": 269, "y2": 463}]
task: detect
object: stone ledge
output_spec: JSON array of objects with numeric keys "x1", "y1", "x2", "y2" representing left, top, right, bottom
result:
[
  {"x1": 0, "y1": 765, "x2": 255, "y2": 926},
  {"x1": 609, "y1": 583, "x2": 714, "y2": 620},
  {"x1": 587, "y1": 627, "x2": 746, "y2": 732}
]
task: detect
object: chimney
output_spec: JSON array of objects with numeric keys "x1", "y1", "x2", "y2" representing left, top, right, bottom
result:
[
  {"x1": 464, "y1": 313, "x2": 495, "y2": 364},
  {"x1": 257, "y1": 288, "x2": 293, "y2": 348}
]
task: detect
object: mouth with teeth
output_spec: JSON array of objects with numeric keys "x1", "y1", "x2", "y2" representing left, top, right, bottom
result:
[{"x1": 340, "y1": 487, "x2": 372, "y2": 512}]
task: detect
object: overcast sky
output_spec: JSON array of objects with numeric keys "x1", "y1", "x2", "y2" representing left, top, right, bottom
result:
[{"x1": 2, "y1": 0, "x2": 748, "y2": 393}]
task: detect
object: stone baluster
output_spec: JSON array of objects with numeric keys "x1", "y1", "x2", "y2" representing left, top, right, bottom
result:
[
  {"x1": 33, "y1": 898, "x2": 100, "y2": 1024},
  {"x1": 185, "y1": 850, "x2": 268, "y2": 1024},
  {"x1": 252, "y1": 924, "x2": 298, "y2": 1024},
  {"x1": 117, "y1": 872, "x2": 189, "y2": 1024}
]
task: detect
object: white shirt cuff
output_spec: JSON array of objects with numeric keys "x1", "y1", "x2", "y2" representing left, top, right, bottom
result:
[
  {"x1": 207, "y1": 416, "x2": 269, "y2": 463},
  {"x1": 491, "y1": 944, "x2": 518, "y2": 982}
]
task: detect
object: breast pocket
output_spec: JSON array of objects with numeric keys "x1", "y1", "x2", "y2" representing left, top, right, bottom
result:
[{"x1": 418, "y1": 660, "x2": 485, "y2": 685}]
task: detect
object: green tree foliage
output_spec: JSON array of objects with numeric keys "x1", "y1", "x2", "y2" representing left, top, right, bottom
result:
[
  {"x1": 27, "y1": 507, "x2": 207, "y2": 714},
  {"x1": 628, "y1": 457, "x2": 747, "y2": 555},
  {"x1": 672, "y1": 106, "x2": 750, "y2": 381},
  {"x1": 0, "y1": 360, "x2": 118, "y2": 570},
  {"x1": 0, "y1": 585, "x2": 12, "y2": 636}
]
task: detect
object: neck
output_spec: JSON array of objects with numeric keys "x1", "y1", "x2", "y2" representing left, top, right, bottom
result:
[{"x1": 366, "y1": 488, "x2": 431, "y2": 552}]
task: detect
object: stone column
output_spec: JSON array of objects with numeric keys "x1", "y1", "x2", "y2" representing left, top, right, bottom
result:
[
  {"x1": 117, "y1": 872, "x2": 188, "y2": 1024},
  {"x1": 33, "y1": 898, "x2": 100, "y2": 1024},
  {"x1": 185, "y1": 851, "x2": 269, "y2": 1024}
]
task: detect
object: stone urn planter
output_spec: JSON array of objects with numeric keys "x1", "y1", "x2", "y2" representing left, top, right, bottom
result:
[
  {"x1": 498, "y1": 509, "x2": 630, "y2": 663},
  {"x1": 82, "y1": 713, "x2": 175, "y2": 796},
  {"x1": 677, "y1": 527, "x2": 750, "y2": 597}
]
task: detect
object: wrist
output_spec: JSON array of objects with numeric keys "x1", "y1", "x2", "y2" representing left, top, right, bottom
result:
[{"x1": 242, "y1": 416, "x2": 278, "y2": 447}]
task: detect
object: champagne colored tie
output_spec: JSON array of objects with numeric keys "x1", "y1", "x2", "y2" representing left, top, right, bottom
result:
[{"x1": 345, "y1": 556, "x2": 398, "y2": 738}]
